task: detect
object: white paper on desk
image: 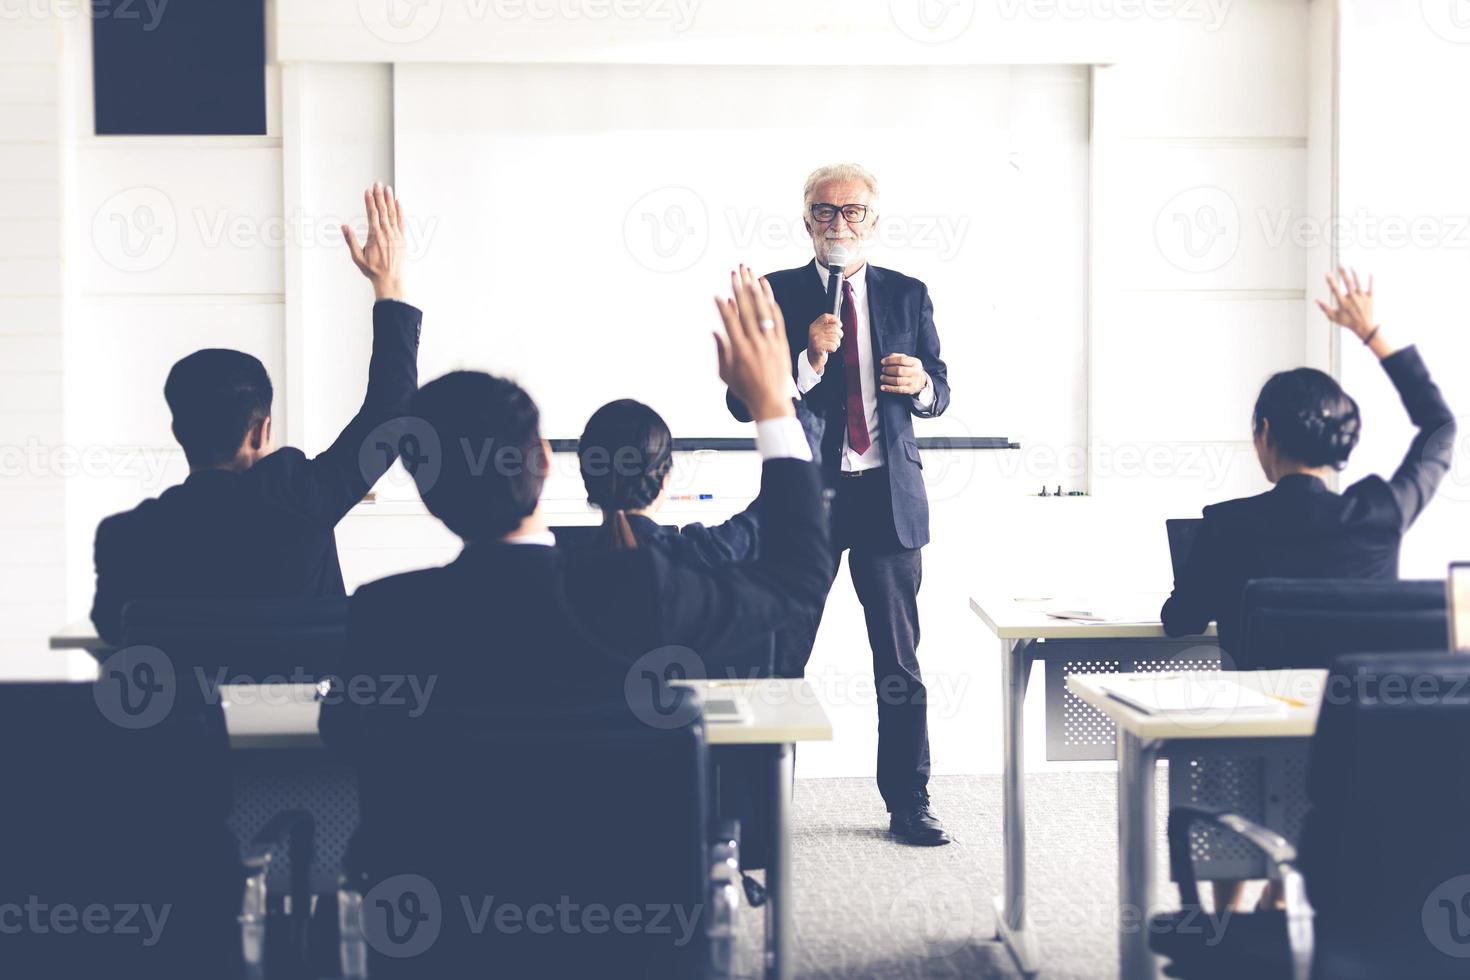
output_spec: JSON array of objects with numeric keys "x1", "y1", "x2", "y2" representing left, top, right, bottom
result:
[
  {"x1": 1044, "y1": 601, "x2": 1160, "y2": 624},
  {"x1": 1098, "y1": 673, "x2": 1288, "y2": 716}
]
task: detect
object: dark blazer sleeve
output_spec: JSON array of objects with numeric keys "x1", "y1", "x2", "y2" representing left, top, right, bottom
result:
[
  {"x1": 910, "y1": 284, "x2": 950, "y2": 419},
  {"x1": 1377, "y1": 345, "x2": 1454, "y2": 531},
  {"x1": 676, "y1": 499, "x2": 760, "y2": 565},
  {"x1": 274, "y1": 300, "x2": 421, "y2": 525},
  {"x1": 655, "y1": 458, "x2": 830, "y2": 657},
  {"x1": 1161, "y1": 507, "x2": 1229, "y2": 639},
  {"x1": 89, "y1": 514, "x2": 127, "y2": 644}
]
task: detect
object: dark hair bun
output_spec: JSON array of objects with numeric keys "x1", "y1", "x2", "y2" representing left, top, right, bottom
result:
[
  {"x1": 578, "y1": 400, "x2": 674, "y2": 513},
  {"x1": 1253, "y1": 368, "x2": 1360, "y2": 469}
]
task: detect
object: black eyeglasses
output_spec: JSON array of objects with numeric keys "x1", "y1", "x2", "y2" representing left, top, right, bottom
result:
[{"x1": 809, "y1": 202, "x2": 871, "y2": 224}]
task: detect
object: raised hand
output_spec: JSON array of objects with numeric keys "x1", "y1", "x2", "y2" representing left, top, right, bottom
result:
[
  {"x1": 714, "y1": 265, "x2": 795, "y2": 422},
  {"x1": 1318, "y1": 265, "x2": 1394, "y2": 359},
  {"x1": 807, "y1": 313, "x2": 842, "y2": 371},
  {"x1": 342, "y1": 182, "x2": 406, "y2": 302}
]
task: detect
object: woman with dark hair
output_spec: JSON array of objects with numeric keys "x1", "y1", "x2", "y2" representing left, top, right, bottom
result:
[
  {"x1": 1162, "y1": 267, "x2": 1454, "y2": 915},
  {"x1": 566, "y1": 398, "x2": 764, "y2": 565},
  {"x1": 1162, "y1": 267, "x2": 1455, "y2": 652}
]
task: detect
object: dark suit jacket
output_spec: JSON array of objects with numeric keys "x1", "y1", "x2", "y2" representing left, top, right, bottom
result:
[
  {"x1": 552, "y1": 506, "x2": 759, "y2": 569},
  {"x1": 725, "y1": 260, "x2": 949, "y2": 549},
  {"x1": 552, "y1": 504, "x2": 770, "y2": 674},
  {"x1": 89, "y1": 300, "x2": 422, "y2": 644},
  {"x1": 320, "y1": 458, "x2": 830, "y2": 745},
  {"x1": 1161, "y1": 346, "x2": 1454, "y2": 657}
]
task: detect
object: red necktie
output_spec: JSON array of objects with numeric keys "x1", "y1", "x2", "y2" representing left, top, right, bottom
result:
[{"x1": 840, "y1": 278, "x2": 871, "y2": 455}]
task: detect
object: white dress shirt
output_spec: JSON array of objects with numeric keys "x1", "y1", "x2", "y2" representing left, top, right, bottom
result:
[{"x1": 796, "y1": 262, "x2": 934, "y2": 472}]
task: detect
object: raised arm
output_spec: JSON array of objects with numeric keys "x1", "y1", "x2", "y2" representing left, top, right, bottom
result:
[
  {"x1": 1318, "y1": 267, "x2": 1455, "y2": 530},
  {"x1": 289, "y1": 184, "x2": 422, "y2": 524},
  {"x1": 661, "y1": 268, "x2": 830, "y2": 652},
  {"x1": 676, "y1": 500, "x2": 761, "y2": 565}
]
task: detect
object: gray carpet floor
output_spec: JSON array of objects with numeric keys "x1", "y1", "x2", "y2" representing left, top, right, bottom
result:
[{"x1": 734, "y1": 771, "x2": 1173, "y2": 980}]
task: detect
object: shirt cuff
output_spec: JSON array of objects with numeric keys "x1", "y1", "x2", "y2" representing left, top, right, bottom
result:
[
  {"x1": 756, "y1": 416, "x2": 813, "y2": 462},
  {"x1": 912, "y1": 376, "x2": 935, "y2": 410},
  {"x1": 795, "y1": 348, "x2": 823, "y2": 395}
]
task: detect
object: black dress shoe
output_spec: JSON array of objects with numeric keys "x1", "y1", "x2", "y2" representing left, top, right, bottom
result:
[{"x1": 888, "y1": 798, "x2": 953, "y2": 846}]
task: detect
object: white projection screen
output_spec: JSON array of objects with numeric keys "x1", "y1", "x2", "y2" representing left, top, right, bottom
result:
[{"x1": 394, "y1": 63, "x2": 1088, "y2": 448}]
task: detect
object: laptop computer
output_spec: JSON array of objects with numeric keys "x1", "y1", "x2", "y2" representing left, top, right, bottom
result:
[
  {"x1": 1166, "y1": 518, "x2": 1203, "y2": 582},
  {"x1": 1448, "y1": 562, "x2": 1470, "y2": 654}
]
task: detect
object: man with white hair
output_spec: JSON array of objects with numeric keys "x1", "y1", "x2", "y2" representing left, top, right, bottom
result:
[{"x1": 726, "y1": 163, "x2": 952, "y2": 845}]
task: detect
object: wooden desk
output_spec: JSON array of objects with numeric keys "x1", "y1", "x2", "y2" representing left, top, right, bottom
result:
[
  {"x1": 968, "y1": 593, "x2": 1217, "y2": 976},
  {"x1": 1068, "y1": 668, "x2": 1324, "y2": 980}
]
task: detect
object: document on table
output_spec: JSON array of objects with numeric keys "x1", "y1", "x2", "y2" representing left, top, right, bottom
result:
[
  {"x1": 1043, "y1": 598, "x2": 1165, "y2": 624},
  {"x1": 1097, "y1": 673, "x2": 1289, "y2": 717}
]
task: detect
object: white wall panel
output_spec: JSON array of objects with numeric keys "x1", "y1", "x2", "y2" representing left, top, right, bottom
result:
[
  {"x1": 76, "y1": 143, "x2": 285, "y2": 296},
  {"x1": 1092, "y1": 296, "x2": 1305, "y2": 443},
  {"x1": 68, "y1": 299, "x2": 286, "y2": 447}
]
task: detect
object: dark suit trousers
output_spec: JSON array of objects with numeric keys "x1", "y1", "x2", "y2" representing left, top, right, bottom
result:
[{"x1": 775, "y1": 467, "x2": 929, "y2": 811}]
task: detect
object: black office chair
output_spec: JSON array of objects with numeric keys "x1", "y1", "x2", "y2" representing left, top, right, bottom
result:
[
  {"x1": 0, "y1": 680, "x2": 311, "y2": 980},
  {"x1": 337, "y1": 689, "x2": 742, "y2": 980},
  {"x1": 1238, "y1": 578, "x2": 1447, "y2": 670},
  {"x1": 120, "y1": 597, "x2": 349, "y2": 684},
  {"x1": 1152, "y1": 651, "x2": 1470, "y2": 980},
  {"x1": 120, "y1": 599, "x2": 349, "y2": 975}
]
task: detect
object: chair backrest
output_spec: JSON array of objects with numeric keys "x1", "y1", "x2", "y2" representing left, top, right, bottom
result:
[
  {"x1": 1238, "y1": 578, "x2": 1447, "y2": 670},
  {"x1": 120, "y1": 597, "x2": 348, "y2": 689},
  {"x1": 1301, "y1": 652, "x2": 1470, "y2": 977},
  {"x1": 348, "y1": 690, "x2": 713, "y2": 979},
  {"x1": 0, "y1": 680, "x2": 241, "y2": 978}
]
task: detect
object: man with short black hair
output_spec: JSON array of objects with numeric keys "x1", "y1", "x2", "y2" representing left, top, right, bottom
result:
[{"x1": 90, "y1": 183, "x2": 421, "y2": 643}]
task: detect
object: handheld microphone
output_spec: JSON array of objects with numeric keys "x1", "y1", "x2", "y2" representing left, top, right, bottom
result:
[{"x1": 826, "y1": 244, "x2": 851, "y2": 317}]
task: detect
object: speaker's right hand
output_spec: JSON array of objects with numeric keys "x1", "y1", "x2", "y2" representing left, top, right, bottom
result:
[{"x1": 807, "y1": 314, "x2": 842, "y2": 372}]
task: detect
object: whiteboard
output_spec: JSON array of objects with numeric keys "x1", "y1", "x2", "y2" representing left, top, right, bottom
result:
[{"x1": 394, "y1": 63, "x2": 1088, "y2": 446}]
